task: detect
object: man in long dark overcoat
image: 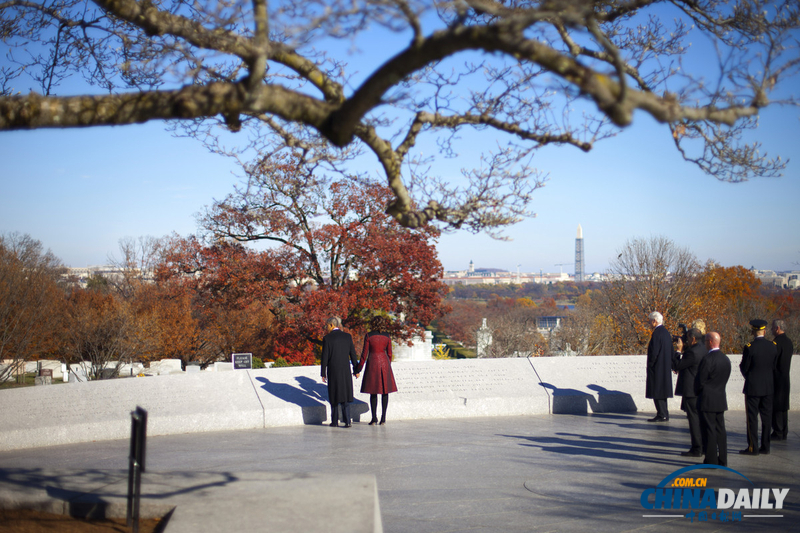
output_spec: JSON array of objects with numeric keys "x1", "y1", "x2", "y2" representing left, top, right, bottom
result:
[
  {"x1": 646, "y1": 311, "x2": 673, "y2": 422},
  {"x1": 320, "y1": 316, "x2": 360, "y2": 428},
  {"x1": 672, "y1": 328, "x2": 706, "y2": 455},
  {"x1": 739, "y1": 319, "x2": 778, "y2": 455},
  {"x1": 695, "y1": 332, "x2": 731, "y2": 466},
  {"x1": 771, "y1": 319, "x2": 794, "y2": 441}
]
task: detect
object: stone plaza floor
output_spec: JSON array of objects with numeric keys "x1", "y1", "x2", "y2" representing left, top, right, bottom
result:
[{"x1": 0, "y1": 410, "x2": 798, "y2": 532}]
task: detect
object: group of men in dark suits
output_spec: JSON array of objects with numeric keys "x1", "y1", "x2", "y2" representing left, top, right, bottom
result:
[
  {"x1": 739, "y1": 319, "x2": 795, "y2": 455},
  {"x1": 668, "y1": 324, "x2": 731, "y2": 465},
  {"x1": 650, "y1": 312, "x2": 795, "y2": 466}
]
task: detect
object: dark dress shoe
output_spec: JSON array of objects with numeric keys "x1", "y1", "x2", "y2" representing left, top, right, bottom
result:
[
  {"x1": 344, "y1": 423, "x2": 352, "y2": 428},
  {"x1": 759, "y1": 448, "x2": 769, "y2": 455},
  {"x1": 681, "y1": 450, "x2": 703, "y2": 457},
  {"x1": 368, "y1": 420, "x2": 378, "y2": 426},
  {"x1": 379, "y1": 420, "x2": 386, "y2": 425},
  {"x1": 739, "y1": 449, "x2": 758, "y2": 456},
  {"x1": 329, "y1": 422, "x2": 339, "y2": 427},
  {"x1": 647, "y1": 416, "x2": 669, "y2": 422}
]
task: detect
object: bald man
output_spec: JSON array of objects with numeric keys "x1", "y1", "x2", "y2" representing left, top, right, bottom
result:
[{"x1": 695, "y1": 332, "x2": 731, "y2": 466}]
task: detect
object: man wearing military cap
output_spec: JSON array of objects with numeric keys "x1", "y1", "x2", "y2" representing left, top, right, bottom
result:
[{"x1": 739, "y1": 319, "x2": 778, "y2": 456}]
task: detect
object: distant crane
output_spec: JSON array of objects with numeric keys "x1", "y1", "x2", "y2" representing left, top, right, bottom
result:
[{"x1": 555, "y1": 263, "x2": 572, "y2": 275}]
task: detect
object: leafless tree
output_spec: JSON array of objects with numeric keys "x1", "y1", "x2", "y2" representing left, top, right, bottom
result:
[
  {"x1": 600, "y1": 235, "x2": 701, "y2": 353},
  {"x1": 480, "y1": 306, "x2": 546, "y2": 357},
  {"x1": 107, "y1": 235, "x2": 167, "y2": 298},
  {"x1": 549, "y1": 291, "x2": 614, "y2": 355},
  {"x1": 2, "y1": 1, "x2": 797, "y2": 233}
]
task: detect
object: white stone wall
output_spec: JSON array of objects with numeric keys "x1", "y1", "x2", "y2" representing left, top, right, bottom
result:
[{"x1": 392, "y1": 331, "x2": 433, "y2": 361}]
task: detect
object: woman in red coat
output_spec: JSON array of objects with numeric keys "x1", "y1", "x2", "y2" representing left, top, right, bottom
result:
[{"x1": 358, "y1": 321, "x2": 398, "y2": 425}]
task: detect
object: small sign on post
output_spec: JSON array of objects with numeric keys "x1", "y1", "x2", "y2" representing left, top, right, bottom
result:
[
  {"x1": 127, "y1": 406, "x2": 148, "y2": 533},
  {"x1": 232, "y1": 353, "x2": 253, "y2": 370}
]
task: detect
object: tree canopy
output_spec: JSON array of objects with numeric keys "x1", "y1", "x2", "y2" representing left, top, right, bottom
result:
[
  {"x1": 2, "y1": 0, "x2": 797, "y2": 232},
  {"x1": 0, "y1": 232, "x2": 66, "y2": 381},
  {"x1": 158, "y1": 163, "x2": 448, "y2": 363}
]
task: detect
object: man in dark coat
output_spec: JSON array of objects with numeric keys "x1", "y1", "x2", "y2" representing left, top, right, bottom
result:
[
  {"x1": 672, "y1": 328, "x2": 706, "y2": 456},
  {"x1": 646, "y1": 311, "x2": 673, "y2": 422},
  {"x1": 320, "y1": 316, "x2": 360, "y2": 428},
  {"x1": 739, "y1": 319, "x2": 778, "y2": 455},
  {"x1": 695, "y1": 332, "x2": 731, "y2": 466},
  {"x1": 771, "y1": 319, "x2": 794, "y2": 441}
]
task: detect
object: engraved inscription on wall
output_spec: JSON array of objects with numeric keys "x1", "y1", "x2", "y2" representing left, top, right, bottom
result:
[
  {"x1": 564, "y1": 359, "x2": 642, "y2": 386},
  {"x1": 394, "y1": 363, "x2": 526, "y2": 395}
]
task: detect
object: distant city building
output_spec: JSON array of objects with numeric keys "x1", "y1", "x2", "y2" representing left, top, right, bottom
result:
[
  {"x1": 751, "y1": 269, "x2": 800, "y2": 289},
  {"x1": 575, "y1": 224, "x2": 585, "y2": 282},
  {"x1": 65, "y1": 265, "x2": 155, "y2": 288},
  {"x1": 441, "y1": 267, "x2": 570, "y2": 286},
  {"x1": 441, "y1": 225, "x2": 605, "y2": 286},
  {"x1": 441, "y1": 262, "x2": 605, "y2": 286}
]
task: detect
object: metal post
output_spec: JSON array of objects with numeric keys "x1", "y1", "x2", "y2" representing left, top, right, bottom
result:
[{"x1": 127, "y1": 406, "x2": 148, "y2": 533}]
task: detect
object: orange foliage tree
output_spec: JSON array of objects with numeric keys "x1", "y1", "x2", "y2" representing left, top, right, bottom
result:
[
  {"x1": 64, "y1": 289, "x2": 144, "y2": 379},
  {"x1": 128, "y1": 283, "x2": 222, "y2": 367},
  {"x1": 0, "y1": 233, "x2": 67, "y2": 381},
  {"x1": 696, "y1": 264, "x2": 771, "y2": 353}
]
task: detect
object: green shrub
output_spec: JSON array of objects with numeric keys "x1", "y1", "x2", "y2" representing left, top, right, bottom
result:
[{"x1": 271, "y1": 357, "x2": 302, "y2": 368}]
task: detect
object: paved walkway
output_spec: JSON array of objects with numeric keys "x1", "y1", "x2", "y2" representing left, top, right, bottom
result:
[{"x1": 1, "y1": 411, "x2": 798, "y2": 532}]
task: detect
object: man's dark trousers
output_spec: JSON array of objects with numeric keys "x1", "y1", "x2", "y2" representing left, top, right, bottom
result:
[
  {"x1": 331, "y1": 402, "x2": 352, "y2": 426},
  {"x1": 654, "y1": 399, "x2": 668, "y2": 420},
  {"x1": 745, "y1": 395, "x2": 772, "y2": 453},
  {"x1": 700, "y1": 410, "x2": 727, "y2": 466},
  {"x1": 684, "y1": 396, "x2": 703, "y2": 453}
]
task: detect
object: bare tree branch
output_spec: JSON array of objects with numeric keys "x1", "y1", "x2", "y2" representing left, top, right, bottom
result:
[{"x1": 2, "y1": 0, "x2": 797, "y2": 232}]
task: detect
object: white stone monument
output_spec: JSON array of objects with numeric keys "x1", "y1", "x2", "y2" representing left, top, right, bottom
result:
[
  {"x1": 392, "y1": 331, "x2": 433, "y2": 361},
  {"x1": 476, "y1": 318, "x2": 492, "y2": 358}
]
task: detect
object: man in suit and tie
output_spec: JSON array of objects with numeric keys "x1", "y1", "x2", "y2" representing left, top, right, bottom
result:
[
  {"x1": 320, "y1": 316, "x2": 360, "y2": 428},
  {"x1": 672, "y1": 328, "x2": 707, "y2": 456},
  {"x1": 739, "y1": 319, "x2": 778, "y2": 455},
  {"x1": 695, "y1": 331, "x2": 731, "y2": 466}
]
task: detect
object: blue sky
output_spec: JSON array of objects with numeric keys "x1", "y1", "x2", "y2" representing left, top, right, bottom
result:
[
  {"x1": 1, "y1": 10, "x2": 799, "y2": 275},
  {"x1": 2, "y1": 105, "x2": 797, "y2": 274}
]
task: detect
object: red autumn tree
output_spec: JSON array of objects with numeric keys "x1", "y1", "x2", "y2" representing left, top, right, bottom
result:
[
  {"x1": 156, "y1": 237, "x2": 281, "y2": 364},
  {"x1": 163, "y1": 154, "x2": 448, "y2": 364}
]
